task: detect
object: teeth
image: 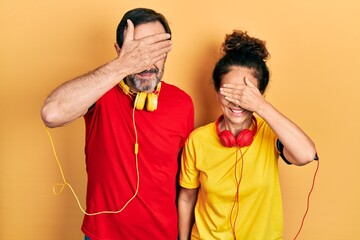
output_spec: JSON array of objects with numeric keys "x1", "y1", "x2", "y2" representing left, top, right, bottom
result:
[{"x1": 230, "y1": 108, "x2": 244, "y2": 113}]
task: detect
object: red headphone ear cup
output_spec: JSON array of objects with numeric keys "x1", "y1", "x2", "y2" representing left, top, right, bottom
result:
[
  {"x1": 236, "y1": 129, "x2": 255, "y2": 147},
  {"x1": 219, "y1": 130, "x2": 236, "y2": 147}
]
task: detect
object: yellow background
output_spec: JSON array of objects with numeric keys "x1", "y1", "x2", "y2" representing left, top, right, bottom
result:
[{"x1": 1, "y1": 0, "x2": 359, "y2": 239}]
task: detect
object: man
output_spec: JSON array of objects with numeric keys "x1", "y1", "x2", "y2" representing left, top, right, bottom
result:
[{"x1": 41, "y1": 8, "x2": 194, "y2": 240}]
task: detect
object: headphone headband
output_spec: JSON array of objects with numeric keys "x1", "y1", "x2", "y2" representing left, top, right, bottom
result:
[{"x1": 118, "y1": 80, "x2": 161, "y2": 95}]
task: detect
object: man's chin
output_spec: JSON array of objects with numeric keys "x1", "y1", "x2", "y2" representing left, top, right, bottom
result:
[
  {"x1": 136, "y1": 79, "x2": 159, "y2": 92},
  {"x1": 127, "y1": 73, "x2": 161, "y2": 91}
]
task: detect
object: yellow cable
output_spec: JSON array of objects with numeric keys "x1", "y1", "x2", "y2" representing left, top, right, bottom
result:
[{"x1": 44, "y1": 105, "x2": 140, "y2": 215}]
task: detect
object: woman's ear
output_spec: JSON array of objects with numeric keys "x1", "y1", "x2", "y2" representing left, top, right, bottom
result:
[
  {"x1": 114, "y1": 43, "x2": 121, "y2": 56},
  {"x1": 216, "y1": 92, "x2": 220, "y2": 101}
]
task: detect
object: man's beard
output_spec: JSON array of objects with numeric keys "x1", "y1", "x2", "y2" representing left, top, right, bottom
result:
[{"x1": 127, "y1": 66, "x2": 164, "y2": 92}]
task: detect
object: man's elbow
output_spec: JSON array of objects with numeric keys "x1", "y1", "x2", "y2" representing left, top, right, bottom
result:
[{"x1": 41, "y1": 104, "x2": 68, "y2": 128}]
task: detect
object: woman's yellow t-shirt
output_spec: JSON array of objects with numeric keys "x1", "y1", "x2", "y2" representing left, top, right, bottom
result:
[{"x1": 180, "y1": 116, "x2": 283, "y2": 240}]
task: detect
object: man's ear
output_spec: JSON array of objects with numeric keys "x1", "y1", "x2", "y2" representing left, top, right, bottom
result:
[{"x1": 114, "y1": 43, "x2": 121, "y2": 56}]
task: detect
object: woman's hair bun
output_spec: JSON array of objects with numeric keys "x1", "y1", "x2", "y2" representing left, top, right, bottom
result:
[{"x1": 222, "y1": 30, "x2": 269, "y2": 61}]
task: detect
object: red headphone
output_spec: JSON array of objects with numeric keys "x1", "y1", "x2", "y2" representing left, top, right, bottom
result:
[{"x1": 215, "y1": 115, "x2": 257, "y2": 148}]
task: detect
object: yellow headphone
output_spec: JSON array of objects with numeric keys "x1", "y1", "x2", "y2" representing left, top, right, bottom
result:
[
  {"x1": 119, "y1": 80, "x2": 161, "y2": 111},
  {"x1": 46, "y1": 80, "x2": 162, "y2": 216}
]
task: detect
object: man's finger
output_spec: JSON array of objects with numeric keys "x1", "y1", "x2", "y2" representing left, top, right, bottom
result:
[
  {"x1": 149, "y1": 40, "x2": 172, "y2": 54},
  {"x1": 141, "y1": 32, "x2": 171, "y2": 45},
  {"x1": 123, "y1": 19, "x2": 135, "y2": 44}
]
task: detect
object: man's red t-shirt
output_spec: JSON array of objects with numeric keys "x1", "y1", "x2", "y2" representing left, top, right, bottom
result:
[{"x1": 81, "y1": 81, "x2": 194, "y2": 240}]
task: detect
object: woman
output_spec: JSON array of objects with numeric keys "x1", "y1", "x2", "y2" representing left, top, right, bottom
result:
[{"x1": 178, "y1": 30, "x2": 318, "y2": 240}]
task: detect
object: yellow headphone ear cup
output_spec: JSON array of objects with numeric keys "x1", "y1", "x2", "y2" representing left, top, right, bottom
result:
[
  {"x1": 146, "y1": 93, "x2": 158, "y2": 112},
  {"x1": 135, "y1": 92, "x2": 147, "y2": 110}
]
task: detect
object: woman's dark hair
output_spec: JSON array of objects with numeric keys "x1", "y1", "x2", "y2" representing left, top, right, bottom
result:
[
  {"x1": 116, "y1": 8, "x2": 172, "y2": 48},
  {"x1": 213, "y1": 30, "x2": 270, "y2": 94}
]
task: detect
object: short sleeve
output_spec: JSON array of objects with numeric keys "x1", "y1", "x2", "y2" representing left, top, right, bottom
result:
[{"x1": 179, "y1": 136, "x2": 200, "y2": 189}]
